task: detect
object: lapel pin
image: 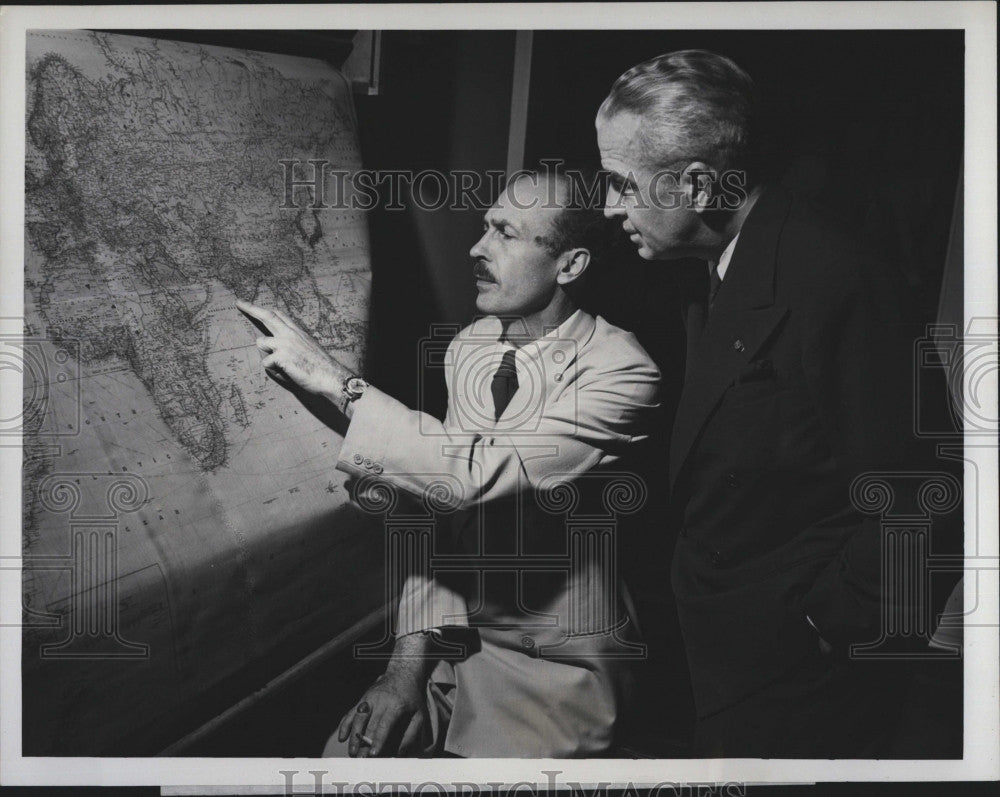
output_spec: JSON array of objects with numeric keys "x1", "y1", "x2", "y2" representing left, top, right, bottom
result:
[{"x1": 733, "y1": 339, "x2": 745, "y2": 353}]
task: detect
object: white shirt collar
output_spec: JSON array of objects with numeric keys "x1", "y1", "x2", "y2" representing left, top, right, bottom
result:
[
  {"x1": 498, "y1": 308, "x2": 584, "y2": 370},
  {"x1": 712, "y1": 233, "x2": 741, "y2": 282}
]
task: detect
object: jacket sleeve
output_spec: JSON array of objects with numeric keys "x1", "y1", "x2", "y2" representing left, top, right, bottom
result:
[
  {"x1": 336, "y1": 341, "x2": 661, "y2": 511},
  {"x1": 339, "y1": 335, "x2": 660, "y2": 636}
]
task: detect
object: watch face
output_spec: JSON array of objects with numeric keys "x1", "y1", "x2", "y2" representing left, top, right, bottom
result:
[{"x1": 346, "y1": 376, "x2": 368, "y2": 395}]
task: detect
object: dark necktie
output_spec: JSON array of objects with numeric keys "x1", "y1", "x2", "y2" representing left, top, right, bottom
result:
[
  {"x1": 708, "y1": 262, "x2": 723, "y2": 308},
  {"x1": 491, "y1": 349, "x2": 519, "y2": 420}
]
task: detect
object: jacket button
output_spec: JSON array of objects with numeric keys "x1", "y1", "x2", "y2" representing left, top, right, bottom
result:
[
  {"x1": 726, "y1": 472, "x2": 740, "y2": 488},
  {"x1": 372, "y1": 463, "x2": 383, "y2": 474},
  {"x1": 680, "y1": 528, "x2": 689, "y2": 538},
  {"x1": 353, "y1": 453, "x2": 364, "y2": 465},
  {"x1": 733, "y1": 338, "x2": 745, "y2": 353},
  {"x1": 363, "y1": 457, "x2": 373, "y2": 469},
  {"x1": 710, "y1": 550, "x2": 723, "y2": 566},
  {"x1": 520, "y1": 635, "x2": 535, "y2": 650}
]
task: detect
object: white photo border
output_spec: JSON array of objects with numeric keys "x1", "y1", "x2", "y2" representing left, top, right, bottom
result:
[{"x1": 1, "y1": 1, "x2": 996, "y2": 788}]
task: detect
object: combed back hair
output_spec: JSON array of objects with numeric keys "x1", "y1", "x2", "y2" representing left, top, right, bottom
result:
[
  {"x1": 510, "y1": 166, "x2": 616, "y2": 270},
  {"x1": 599, "y1": 49, "x2": 760, "y2": 179}
]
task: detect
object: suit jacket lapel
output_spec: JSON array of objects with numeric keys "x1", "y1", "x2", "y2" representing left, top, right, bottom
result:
[
  {"x1": 669, "y1": 186, "x2": 793, "y2": 486},
  {"x1": 542, "y1": 308, "x2": 595, "y2": 384}
]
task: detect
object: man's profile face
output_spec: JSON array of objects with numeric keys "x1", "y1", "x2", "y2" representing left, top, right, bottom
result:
[
  {"x1": 596, "y1": 111, "x2": 696, "y2": 261},
  {"x1": 469, "y1": 177, "x2": 565, "y2": 317}
]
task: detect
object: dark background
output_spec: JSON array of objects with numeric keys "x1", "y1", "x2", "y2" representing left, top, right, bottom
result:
[
  {"x1": 70, "y1": 28, "x2": 965, "y2": 758},
  {"x1": 358, "y1": 29, "x2": 963, "y2": 408}
]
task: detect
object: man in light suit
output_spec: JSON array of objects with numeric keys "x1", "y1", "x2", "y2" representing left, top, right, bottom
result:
[
  {"x1": 596, "y1": 50, "x2": 954, "y2": 756},
  {"x1": 238, "y1": 169, "x2": 660, "y2": 757}
]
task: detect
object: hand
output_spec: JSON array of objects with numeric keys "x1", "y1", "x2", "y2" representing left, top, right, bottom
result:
[
  {"x1": 236, "y1": 300, "x2": 351, "y2": 405},
  {"x1": 335, "y1": 669, "x2": 426, "y2": 757}
]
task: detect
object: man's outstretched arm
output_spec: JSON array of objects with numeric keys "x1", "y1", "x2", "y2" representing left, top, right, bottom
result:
[{"x1": 237, "y1": 299, "x2": 660, "y2": 510}]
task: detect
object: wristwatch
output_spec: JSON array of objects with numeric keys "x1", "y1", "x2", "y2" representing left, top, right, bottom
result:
[{"x1": 341, "y1": 375, "x2": 369, "y2": 412}]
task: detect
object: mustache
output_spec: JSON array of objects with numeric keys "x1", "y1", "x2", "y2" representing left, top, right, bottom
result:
[{"x1": 473, "y1": 261, "x2": 497, "y2": 282}]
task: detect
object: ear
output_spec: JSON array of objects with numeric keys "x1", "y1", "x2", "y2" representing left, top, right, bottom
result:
[
  {"x1": 555, "y1": 248, "x2": 591, "y2": 286},
  {"x1": 683, "y1": 161, "x2": 717, "y2": 215}
]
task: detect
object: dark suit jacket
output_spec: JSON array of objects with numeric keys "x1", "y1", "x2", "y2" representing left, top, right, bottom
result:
[{"x1": 669, "y1": 184, "x2": 937, "y2": 722}]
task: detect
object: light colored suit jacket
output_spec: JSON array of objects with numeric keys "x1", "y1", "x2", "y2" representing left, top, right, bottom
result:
[{"x1": 337, "y1": 310, "x2": 660, "y2": 756}]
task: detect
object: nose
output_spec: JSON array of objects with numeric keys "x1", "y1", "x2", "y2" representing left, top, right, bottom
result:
[
  {"x1": 604, "y1": 185, "x2": 626, "y2": 219},
  {"x1": 469, "y1": 230, "x2": 489, "y2": 260}
]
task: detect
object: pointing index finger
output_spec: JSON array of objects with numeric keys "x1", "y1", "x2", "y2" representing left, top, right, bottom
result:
[{"x1": 236, "y1": 300, "x2": 283, "y2": 335}]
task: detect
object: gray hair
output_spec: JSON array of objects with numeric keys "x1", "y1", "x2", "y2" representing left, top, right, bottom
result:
[{"x1": 599, "y1": 49, "x2": 759, "y2": 177}]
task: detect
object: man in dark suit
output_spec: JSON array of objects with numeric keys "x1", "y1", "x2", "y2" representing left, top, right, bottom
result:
[{"x1": 596, "y1": 49, "x2": 949, "y2": 756}]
